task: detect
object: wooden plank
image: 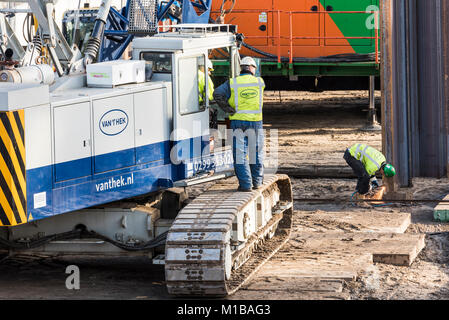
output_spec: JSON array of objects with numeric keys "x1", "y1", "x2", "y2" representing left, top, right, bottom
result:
[
  {"x1": 248, "y1": 232, "x2": 425, "y2": 296},
  {"x1": 245, "y1": 278, "x2": 343, "y2": 293},
  {"x1": 256, "y1": 250, "x2": 372, "y2": 282},
  {"x1": 434, "y1": 204, "x2": 449, "y2": 210},
  {"x1": 256, "y1": 269, "x2": 359, "y2": 282},
  {"x1": 231, "y1": 289, "x2": 351, "y2": 300},
  {"x1": 372, "y1": 234, "x2": 426, "y2": 266},
  {"x1": 290, "y1": 232, "x2": 426, "y2": 267},
  {"x1": 294, "y1": 210, "x2": 411, "y2": 234},
  {"x1": 235, "y1": 208, "x2": 424, "y2": 298}
]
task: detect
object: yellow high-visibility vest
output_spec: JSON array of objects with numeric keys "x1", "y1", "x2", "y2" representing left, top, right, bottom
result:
[
  {"x1": 349, "y1": 144, "x2": 386, "y2": 176},
  {"x1": 228, "y1": 74, "x2": 265, "y2": 122},
  {"x1": 198, "y1": 70, "x2": 214, "y2": 103}
]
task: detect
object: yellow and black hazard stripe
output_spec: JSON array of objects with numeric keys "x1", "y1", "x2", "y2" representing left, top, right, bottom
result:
[{"x1": 0, "y1": 110, "x2": 26, "y2": 227}]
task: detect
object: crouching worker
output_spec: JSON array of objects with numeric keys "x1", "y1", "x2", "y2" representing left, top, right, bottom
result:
[{"x1": 344, "y1": 144, "x2": 396, "y2": 196}]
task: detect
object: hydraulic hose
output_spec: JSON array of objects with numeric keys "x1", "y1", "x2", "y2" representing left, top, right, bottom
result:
[
  {"x1": 242, "y1": 41, "x2": 377, "y2": 63},
  {"x1": 213, "y1": 0, "x2": 236, "y2": 23},
  {"x1": 83, "y1": 0, "x2": 112, "y2": 66},
  {"x1": 32, "y1": 35, "x2": 43, "y2": 56},
  {"x1": 0, "y1": 229, "x2": 168, "y2": 252},
  {"x1": 219, "y1": 0, "x2": 236, "y2": 17}
]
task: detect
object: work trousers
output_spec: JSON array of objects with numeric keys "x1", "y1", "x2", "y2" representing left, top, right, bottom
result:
[
  {"x1": 343, "y1": 149, "x2": 371, "y2": 194},
  {"x1": 230, "y1": 120, "x2": 264, "y2": 190}
]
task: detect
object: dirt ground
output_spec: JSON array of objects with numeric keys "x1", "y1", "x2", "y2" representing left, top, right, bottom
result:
[
  {"x1": 263, "y1": 90, "x2": 382, "y2": 169},
  {"x1": 0, "y1": 90, "x2": 448, "y2": 300},
  {"x1": 276, "y1": 177, "x2": 449, "y2": 300},
  {"x1": 233, "y1": 91, "x2": 449, "y2": 300}
]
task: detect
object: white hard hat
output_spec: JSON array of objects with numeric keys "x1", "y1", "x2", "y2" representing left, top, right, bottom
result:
[
  {"x1": 240, "y1": 56, "x2": 257, "y2": 68},
  {"x1": 207, "y1": 59, "x2": 214, "y2": 71}
]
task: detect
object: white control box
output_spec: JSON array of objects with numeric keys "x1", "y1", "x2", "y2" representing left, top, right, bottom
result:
[{"x1": 86, "y1": 60, "x2": 146, "y2": 88}]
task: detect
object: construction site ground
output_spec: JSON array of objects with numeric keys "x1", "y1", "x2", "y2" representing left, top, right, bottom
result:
[{"x1": 0, "y1": 91, "x2": 448, "y2": 300}]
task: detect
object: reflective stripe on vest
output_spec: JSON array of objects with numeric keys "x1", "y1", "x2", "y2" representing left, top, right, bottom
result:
[
  {"x1": 229, "y1": 77, "x2": 264, "y2": 114},
  {"x1": 354, "y1": 144, "x2": 381, "y2": 170}
]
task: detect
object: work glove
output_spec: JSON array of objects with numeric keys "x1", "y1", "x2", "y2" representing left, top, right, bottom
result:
[{"x1": 370, "y1": 177, "x2": 379, "y2": 189}]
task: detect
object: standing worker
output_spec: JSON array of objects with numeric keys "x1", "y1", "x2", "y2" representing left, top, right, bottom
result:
[
  {"x1": 344, "y1": 143, "x2": 396, "y2": 197},
  {"x1": 198, "y1": 58, "x2": 215, "y2": 105},
  {"x1": 213, "y1": 57, "x2": 266, "y2": 191},
  {"x1": 198, "y1": 58, "x2": 218, "y2": 130}
]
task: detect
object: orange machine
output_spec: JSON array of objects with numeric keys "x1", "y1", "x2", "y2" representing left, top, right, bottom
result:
[{"x1": 210, "y1": 0, "x2": 379, "y2": 62}]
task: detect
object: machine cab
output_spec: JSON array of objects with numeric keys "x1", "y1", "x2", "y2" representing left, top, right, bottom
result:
[{"x1": 132, "y1": 25, "x2": 241, "y2": 180}]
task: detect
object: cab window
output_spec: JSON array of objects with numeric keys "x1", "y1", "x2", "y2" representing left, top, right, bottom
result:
[
  {"x1": 178, "y1": 55, "x2": 207, "y2": 115},
  {"x1": 140, "y1": 52, "x2": 173, "y2": 74}
]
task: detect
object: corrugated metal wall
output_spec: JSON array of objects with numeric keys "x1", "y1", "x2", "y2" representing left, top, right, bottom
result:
[
  {"x1": 416, "y1": 0, "x2": 447, "y2": 178},
  {"x1": 381, "y1": 0, "x2": 449, "y2": 186}
]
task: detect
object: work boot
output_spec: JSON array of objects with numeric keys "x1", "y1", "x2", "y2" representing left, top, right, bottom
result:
[
  {"x1": 237, "y1": 187, "x2": 252, "y2": 192},
  {"x1": 252, "y1": 185, "x2": 262, "y2": 190}
]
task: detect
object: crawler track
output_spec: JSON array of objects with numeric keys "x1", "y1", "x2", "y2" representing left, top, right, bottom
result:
[{"x1": 165, "y1": 174, "x2": 293, "y2": 297}]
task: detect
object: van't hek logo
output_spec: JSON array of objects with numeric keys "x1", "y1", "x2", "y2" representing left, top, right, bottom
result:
[
  {"x1": 240, "y1": 89, "x2": 258, "y2": 99},
  {"x1": 99, "y1": 109, "x2": 129, "y2": 136}
]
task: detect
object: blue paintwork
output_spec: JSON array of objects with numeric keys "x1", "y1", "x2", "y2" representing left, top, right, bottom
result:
[
  {"x1": 99, "y1": 0, "x2": 134, "y2": 62},
  {"x1": 172, "y1": 136, "x2": 209, "y2": 162},
  {"x1": 158, "y1": 0, "x2": 178, "y2": 21},
  {"x1": 55, "y1": 157, "x2": 92, "y2": 182},
  {"x1": 54, "y1": 141, "x2": 170, "y2": 182},
  {"x1": 182, "y1": 0, "x2": 212, "y2": 24},
  {"x1": 137, "y1": 140, "x2": 170, "y2": 165},
  {"x1": 94, "y1": 148, "x2": 136, "y2": 173},
  {"x1": 25, "y1": 138, "x2": 233, "y2": 223},
  {"x1": 99, "y1": 0, "x2": 213, "y2": 62}
]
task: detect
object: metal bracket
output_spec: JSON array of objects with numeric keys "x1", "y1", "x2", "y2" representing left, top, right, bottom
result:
[
  {"x1": 0, "y1": 12, "x2": 26, "y2": 60},
  {"x1": 27, "y1": 0, "x2": 78, "y2": 75},
  {"x1": 173, "y1": 170, "x2": 234, "y2": 187},
  {"x1": 152, "y1": 254, "x2": 165, "y2": 265},
  {"x1": 45, "y1": 2, "x2": 56, "y2": 47}
]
